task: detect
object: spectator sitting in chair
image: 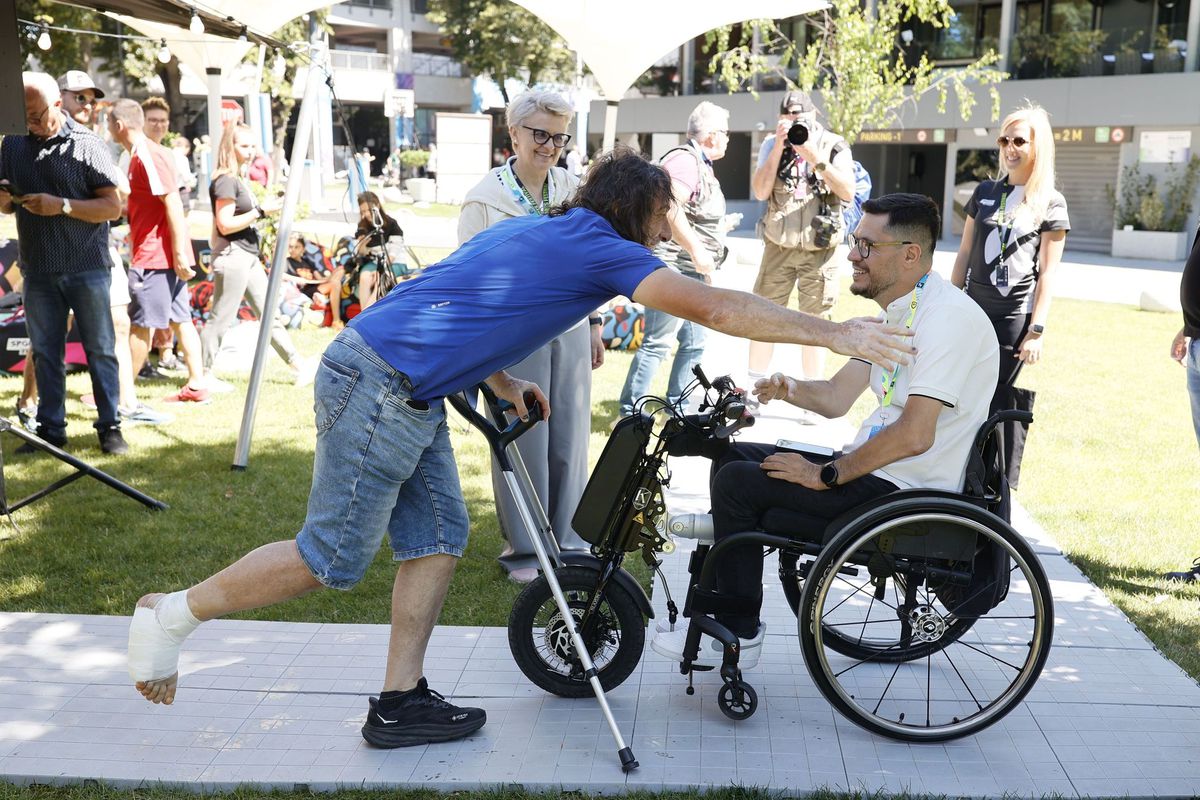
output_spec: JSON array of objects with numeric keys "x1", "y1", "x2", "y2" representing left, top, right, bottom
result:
[{"x1": 652, "y1": 193, "x2": 1000, "y2": 669}]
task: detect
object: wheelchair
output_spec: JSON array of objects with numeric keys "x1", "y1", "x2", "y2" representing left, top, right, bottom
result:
[{"x1": 448, "y1": 366, "x2": 1053, "y2": 766}]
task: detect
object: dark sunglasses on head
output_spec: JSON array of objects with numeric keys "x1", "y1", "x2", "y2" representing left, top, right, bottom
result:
[
  {"x1": 522, "y1": 125, "x2": 572, "y2": 148},
  {"x1": 996, "y1": 135, "x2": 1029, "y2": 148}
]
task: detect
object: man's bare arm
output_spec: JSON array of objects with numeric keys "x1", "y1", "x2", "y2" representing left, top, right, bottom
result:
[
  {"x1": 161, "y1": 190, "x2": 194, "y2": 279},
  {"x1": 632, "y1": 269, "x2": 914, "y2": 370},
  {"x1": 754, "y1": 360, "x2": 871, "y2": 419}
]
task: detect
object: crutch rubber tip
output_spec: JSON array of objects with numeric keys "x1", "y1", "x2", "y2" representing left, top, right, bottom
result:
[{"x1": 619, "y1": 747, "x2": 638, "y2": 772}]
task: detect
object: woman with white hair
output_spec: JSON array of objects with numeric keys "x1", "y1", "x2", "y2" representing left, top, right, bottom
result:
[{"x1": 457, "y1": 89, "x2": 599, "y2": 583}]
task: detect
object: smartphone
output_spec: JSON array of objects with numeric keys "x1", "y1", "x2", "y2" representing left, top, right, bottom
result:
[
  {"x1": 0, "y1": 183, "x2": 25, "y2": 205},
  {"x1": 776, "y1": 439, "x2": 841, "y2": 459}
]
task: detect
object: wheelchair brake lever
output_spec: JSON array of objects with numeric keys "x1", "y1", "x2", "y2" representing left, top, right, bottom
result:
[{"x1": 714, "y1": 409, "x2": 755, "y2": 439}]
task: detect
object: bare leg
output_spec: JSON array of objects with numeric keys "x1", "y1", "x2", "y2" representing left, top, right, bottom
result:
[
  {"x1": 129, "y1": 325, "x2": 152, "y2": 378},
  {"x1": 133, "y1": 539, "x2": 323, "y2": 704},
  {"x1": 19, "y1": 355, "x2": 36, "y2": 409},
  {"x1": 381, "y1": 554, "x2": 458, "y2": 692},
  {"x1": 800, "y1": 345, "x2": 826, "y2": 382},
  {"x1": 748, "y1": 340, "x2": 773, "y2": 375},
  {"x1": 169, "y1": 320, "x2": 205, "y2": 388},
  {"x1": 112, "y1": 305, "x2": 136, "y2": 408}
]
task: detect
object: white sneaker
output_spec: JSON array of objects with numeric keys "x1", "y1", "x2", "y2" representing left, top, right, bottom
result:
[
  {"x1": 205, "y1": 375, "x2": 237, "y2": 394},
  {"x1": 293, "y1": 355, "x2": 319, "y2": 387},
  {"x1": 666, "y1": 513, "x2": 714, "y2": 544},
  {"x1": 650, "y1": 622, "x2": 765, "y2": 669}
]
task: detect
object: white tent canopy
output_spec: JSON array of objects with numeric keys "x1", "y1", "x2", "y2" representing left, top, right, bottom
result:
[{"x1": 510, "y1": 0, "x2": 827, "y2": 148}]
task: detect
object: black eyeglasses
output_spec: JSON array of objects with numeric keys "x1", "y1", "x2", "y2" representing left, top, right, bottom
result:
[
  {"x1": 848, "y1": 234, "x2": 912, "y2": 259},
  {"x1": 784, "y1": 108, "x2": 808, "y2": 117},
  {"x1": 26, "y1": 106, "x2": 50, "y2": 127},
  {"x1": 522, "y1": 126, "x2": 572, "y2": 148},
  {"x1": 996, "y1": 135, "x2": 1029, "y2": 148}
]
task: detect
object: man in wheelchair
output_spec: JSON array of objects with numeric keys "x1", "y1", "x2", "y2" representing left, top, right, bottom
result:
[{"x1": 653, "y1": 193, "x2": 1000, "y2": 668}]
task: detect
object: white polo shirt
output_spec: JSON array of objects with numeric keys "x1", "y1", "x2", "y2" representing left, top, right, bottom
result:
[{"x1": 845, "y1": 271, "x2": 999, "y2": 491}]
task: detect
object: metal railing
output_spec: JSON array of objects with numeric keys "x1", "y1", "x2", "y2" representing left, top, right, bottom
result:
[
  {"x1": 412, "y1": 52, "x2": 464, "y2": 77},
  {"x1": 342, "y1": 0, "x2": 394, "y2": 10},
  {"x1": 1009, "y1": 23, "x2": 1188, "y2": 79},
  {"x1": 329, "y1": 49, "x2": 391, "y2": 72}
]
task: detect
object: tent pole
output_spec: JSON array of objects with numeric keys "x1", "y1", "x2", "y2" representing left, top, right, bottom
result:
[
  {"x1": 601, "y1": 100, "x2": 618, "y2": 153},
  {"x1": 231, "y1": 60, "x2": 325, "y2": 469}
]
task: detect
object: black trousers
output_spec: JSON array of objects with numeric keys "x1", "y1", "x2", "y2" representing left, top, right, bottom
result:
[
  {"x1": 709, "y1": 442, "x2": 898, "y2": 638},
  {"x1": 991, "y1": 312, "x2": 1030, "y2": 387}
]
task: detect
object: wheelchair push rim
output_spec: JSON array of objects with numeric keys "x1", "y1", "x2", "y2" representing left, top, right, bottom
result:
[{"x1": 799, "y1": 510, "x2": 1053, "y2": 742}]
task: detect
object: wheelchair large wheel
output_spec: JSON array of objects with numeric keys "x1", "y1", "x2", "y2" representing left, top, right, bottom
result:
[
  {"x1": 798, "y1": 499, "x2": 1053, "y2": 742},
  {"x1": 780, "y1": 551, "x2": 977, "y2": 663},
  {"x1": 508, "y1": 566, "x2": 645, "y2": 698}
]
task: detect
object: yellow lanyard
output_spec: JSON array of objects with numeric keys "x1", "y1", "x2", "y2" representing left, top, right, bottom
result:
[{"x1": 879, "y1": 273, "x2": 928, "y2": 409}]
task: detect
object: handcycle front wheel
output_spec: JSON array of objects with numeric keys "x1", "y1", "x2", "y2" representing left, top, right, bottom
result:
[
  {"x1": 508, "y1": 565, "x2": 645, "y2": 698},
  {"x1": 798, "y1": 502, "x2": 1053, "y2": 742}
]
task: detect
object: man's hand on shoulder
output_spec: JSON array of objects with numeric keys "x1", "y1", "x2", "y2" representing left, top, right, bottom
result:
[
  {"x1": 760, "y1": 452, "x2": 823, "y2": 489},
  {"x1": 832, "y1": 317, "x2": 915, "y2": 371}
]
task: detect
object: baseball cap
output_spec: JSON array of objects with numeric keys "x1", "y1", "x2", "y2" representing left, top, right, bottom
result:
[
  {"x1": 58, "y1": 70, "x2": 105, "y2": 99},
  {"x1": 780, "y1": 90, "x2": 814, "y2": 114}
]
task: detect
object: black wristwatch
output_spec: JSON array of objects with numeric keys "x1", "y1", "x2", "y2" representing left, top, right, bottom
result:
[
  {"x1": 255, "y1": 207, "x2": 266, "y2": 219},
  {"x1": 820, "y1": 461, "x2": 840, "y2": 488},
  {"x1": 1029, "y1": 323, "x2": 1045, "y2": 336},
  {"x1": 588, "y1": 315, "x2": 603, "y2": 327}
]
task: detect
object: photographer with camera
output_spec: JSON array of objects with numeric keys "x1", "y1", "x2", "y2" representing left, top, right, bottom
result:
[{"x1": 749, "y1": 90, "x2": 856, "y2": 399}]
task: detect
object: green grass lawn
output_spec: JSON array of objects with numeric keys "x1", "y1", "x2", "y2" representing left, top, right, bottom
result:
[{"x1": 0, "y1": 288, "x2": 1196, "y2": 685}]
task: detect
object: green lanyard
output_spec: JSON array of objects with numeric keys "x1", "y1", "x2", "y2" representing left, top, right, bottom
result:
[
  {"x1": 996, "y1": 187, "x2": 1013, "y2": 288},
  {"x1": 499, "y1": 159, "x2": 551, "y2": 216},
  {"x1": 879, "y1": 273, "x2": 928, "y2": 410}
]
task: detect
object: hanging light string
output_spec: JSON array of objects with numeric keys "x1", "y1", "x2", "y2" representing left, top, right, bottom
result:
[{"x1": 17, "y1": 17, "x2": 291, "y2": 49}]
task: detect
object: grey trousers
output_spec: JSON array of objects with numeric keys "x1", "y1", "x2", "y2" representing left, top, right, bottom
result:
[
  {"x1": 492, "y1": 320, "x2": 592, "y2": 571},
  {"x1": 200, "y1": 246, "x2": 297, "y2": 372}
]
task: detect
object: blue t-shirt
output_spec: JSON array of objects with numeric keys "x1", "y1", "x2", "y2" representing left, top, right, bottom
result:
[{"x1": 351, "y1": 207, "x2": 664, "y2": 401}]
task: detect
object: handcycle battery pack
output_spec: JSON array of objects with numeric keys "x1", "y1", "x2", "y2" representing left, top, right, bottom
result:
[{"x1": 573, "y1": 414, "x2": 653, "y2": 546}]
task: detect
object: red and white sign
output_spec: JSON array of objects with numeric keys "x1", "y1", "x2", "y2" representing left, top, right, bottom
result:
[
  {"x1": 220, "y1": 99, "x2": 244, "y2": 126},
  {"x1": 1111, "y1": 127, "x2": 1126, "y2": 143},
  {"x1": 916, "y1": 129, "x2": 928, "y2": 143}
]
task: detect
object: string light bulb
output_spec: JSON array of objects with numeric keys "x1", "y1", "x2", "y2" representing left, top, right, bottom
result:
[
  {"x1": 157, "y1": 39, "x2": 171, "y2": 63},
  {"x1": 237, "y1": 26, "x2": 247, "y2": 44},
  {"x1": 188, "y1": 9, "x2": 204, "y2": 35},
  {"x1": 36, "y1": 24, "x2": 51, "y2": 51}
]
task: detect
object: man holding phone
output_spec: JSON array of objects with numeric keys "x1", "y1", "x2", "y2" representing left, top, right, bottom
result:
[{"x1": 0, "y1": 72, "x2": 126, "y2": 454}]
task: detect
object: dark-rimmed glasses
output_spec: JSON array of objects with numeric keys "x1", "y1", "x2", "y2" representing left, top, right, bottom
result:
[
  {"x1": 522, "y1": 126, "x2": 572, "y2": 148},
  {"x1": 848, "y1": 234, "x2": 912, "y2": 259},
  {"x1": 73, "y1": 93, "x2": 97, "y2": 107},
  {"x1": 996, "y1": 135, "x2": 1029, "y2": 148},
  {"x1": 26, "y1": 105, "x2": 50, "y2": 128}
]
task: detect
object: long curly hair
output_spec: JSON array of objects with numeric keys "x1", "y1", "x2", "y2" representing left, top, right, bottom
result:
[{"x1": 551, "y1": 146, "x2": 672, "y2": 247}]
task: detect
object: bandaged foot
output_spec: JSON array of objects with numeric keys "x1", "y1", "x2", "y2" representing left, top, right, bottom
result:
[{"x1": 128, "y1": 590, "x2": 200, "y2": 705}]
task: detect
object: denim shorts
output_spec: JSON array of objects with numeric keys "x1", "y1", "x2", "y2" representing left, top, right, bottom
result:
[{"x1": 295, "y1": 328, "x2": 469, "y2": 590}]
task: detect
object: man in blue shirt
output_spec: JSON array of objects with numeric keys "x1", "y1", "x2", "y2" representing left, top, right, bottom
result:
[
  {"x1": 0, "y1": 72, "x2": 126, "y2": 454},
  {"x1": 126, "y1": 149, "x2": 914, "y2": 750}
]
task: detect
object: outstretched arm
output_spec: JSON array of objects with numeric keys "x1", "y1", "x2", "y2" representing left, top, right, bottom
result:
[{"x1": 632, "y1": 268, "x2": 914, "y2": 370}]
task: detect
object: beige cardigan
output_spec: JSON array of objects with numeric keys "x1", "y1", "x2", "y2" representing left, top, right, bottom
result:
[{"x1": 456, "y1": 164, "x2": 580, "y2": 245}]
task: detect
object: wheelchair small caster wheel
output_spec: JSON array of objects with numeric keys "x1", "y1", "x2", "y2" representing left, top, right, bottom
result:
[
  {"x1": 685, "y1": 686, "x2": 695, "y2": 696},
  {"x1": 717, "y1": 680, "x2": 757, "y2": 720}
]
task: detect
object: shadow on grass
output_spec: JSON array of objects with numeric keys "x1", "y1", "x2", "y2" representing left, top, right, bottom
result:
[{"x1": 591, "y1": 398, "x2": 620, "y2": 434}]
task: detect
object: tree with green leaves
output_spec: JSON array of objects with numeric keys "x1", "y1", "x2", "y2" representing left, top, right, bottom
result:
[
  {"x1": 15, "y1": 0, "x2": 121, "y2": 81},
  {"x1": 706, "y1": 0, "x2": 1006, "y2": 146},
  {"x1": 425, "y1": 0, "x2": 575, "y2": 103}
]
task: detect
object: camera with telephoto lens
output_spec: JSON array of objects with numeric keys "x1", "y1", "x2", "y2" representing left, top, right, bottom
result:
[
  {"x1": 787, "y1": 122, "x2": 809, "y2": 146},
  {"x1": 810, "y1": 213, "x2": 839, "y2": 249}
]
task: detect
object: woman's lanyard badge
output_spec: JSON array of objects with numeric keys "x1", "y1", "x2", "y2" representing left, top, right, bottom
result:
[
  {"x1": 869, "y1": 273, "x2": 928, "y2": 439},
  {"x1": 995, "y1": 188, "x2": 1013, "y2": 288},
  {"x1": 499, "y1": 160, "x2": 550, "y2": 216}
]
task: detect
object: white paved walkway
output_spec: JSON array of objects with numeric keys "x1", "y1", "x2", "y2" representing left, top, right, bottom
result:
[{"x1": 2, "y1": 238, "x2": 1198, "y2": 797}]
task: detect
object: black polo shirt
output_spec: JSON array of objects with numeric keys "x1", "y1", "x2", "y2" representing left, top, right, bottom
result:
[
  {"x1": 1183, "y1": 228, "x2": 1200, "y2": 338},
  {"x1": 0, "y1": 115, "x2": 121, "y2": 275}
]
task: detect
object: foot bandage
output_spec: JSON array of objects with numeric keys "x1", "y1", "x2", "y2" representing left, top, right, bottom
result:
[{"x1": 127, "y1": 591, "x2": 201, "y2": 682}]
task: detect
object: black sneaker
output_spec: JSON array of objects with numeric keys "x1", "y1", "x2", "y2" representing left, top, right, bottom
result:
[
  {"x1": 98, "y1": 427, "x2": 129, "y2": 455},
  {"x1": 1164, "y1": 557, "x2": 1200, "y2": 583},
  {"x1": 15, "y1": 435, "x2": 67, "y2": 455},
  {"x1": 361, "y1": 678, "x2": 486, "y2": 748},
  {"x1": 138, "y1": 363, "x2": 168, "y2": 381}
]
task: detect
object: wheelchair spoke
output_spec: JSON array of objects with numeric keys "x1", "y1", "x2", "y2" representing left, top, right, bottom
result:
[
  {"x1": 940, "y1": 644, "x2": 985, "y2": 712},
  {"x1": 871, "y1": 661, "x2": 904, "y2": 715},
  {"x1": 951, "y1": 638, "x2": 1025, "y2": 672},
  {"x1": 831, "y1": 641, "x2": 908, "y2": 678},
  {"x1": 822, "y1": 618, "x2": 909, "y2": 628},
  {"x1": 832, "y1": 572, "x2": 901, "y2": 613}
]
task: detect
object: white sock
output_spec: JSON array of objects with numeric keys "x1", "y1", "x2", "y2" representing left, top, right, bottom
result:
[{"x1": 127, "y1": 590, "x2": 201, "y2": 682}]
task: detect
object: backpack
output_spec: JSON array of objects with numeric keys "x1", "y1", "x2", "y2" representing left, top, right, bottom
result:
[{"x1": 842, "y1": 160, "x2": 872, "y2": 242}]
